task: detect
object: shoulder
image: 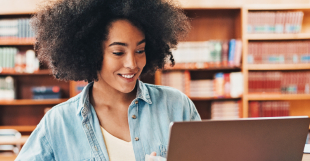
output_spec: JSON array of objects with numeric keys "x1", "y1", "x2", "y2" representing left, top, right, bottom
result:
[
  {"x1": 143, "y1": 83, "x2": 201, "y2": 121},
  {"x1": 144, "y1": 83, "x2": 188, "y2": 101},
  {"x1": 45, "y1": 93, "x2": 81, "y2": 117}
]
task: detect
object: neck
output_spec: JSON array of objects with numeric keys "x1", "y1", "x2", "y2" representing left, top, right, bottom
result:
[{"x1": 90, "y1": 79, "x2": 137, "y2": 110}]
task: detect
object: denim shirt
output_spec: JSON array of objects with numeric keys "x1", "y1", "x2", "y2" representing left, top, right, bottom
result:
[{"x1": 16, "y1": 80, "x2": 201, "y2": 161}]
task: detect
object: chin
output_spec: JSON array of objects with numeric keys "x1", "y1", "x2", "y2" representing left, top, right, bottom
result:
[{"x1": 118, "y1": 85, "x2": 136, "y2": 94}]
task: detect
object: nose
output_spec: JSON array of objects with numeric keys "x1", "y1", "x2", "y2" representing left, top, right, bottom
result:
[{"x1": 124, "y1": 51, "x2": 137, "y2": 69}]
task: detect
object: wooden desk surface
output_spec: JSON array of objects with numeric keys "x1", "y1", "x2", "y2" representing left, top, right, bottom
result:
[
  {"x1": 0, "y1": 136, "x2": 29, "y2": 145},
  {"x1": 0, "y1": 153, "x2": 310, "y2": 161}
]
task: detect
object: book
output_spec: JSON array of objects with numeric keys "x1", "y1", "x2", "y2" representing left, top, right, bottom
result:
[
  {"x1": 0, "y1": 47, "x2": 39, "y2": 73},
  {"x1": 249, "y1": 101, "x2": 290, "y2": 117},
  {"x1": 0, "y1": 76, "x2": 15, "y2": 100},
  {"x1": 228, "y1": 39, "x2": 236, "y2": 66},
  {"x1": 248, "y1": 11, "x2": 304, "y2": 34},
  {"x1": 0, "y1": 18, "x2": 34, "y2": 40},
  {"x1": 166, "y1": 39, "x2": 242, "y2": 69},
  {"x1": 249, "y1": 71, "x2": 310, "y2": 94},
  {"x1": 248, "y1": 41, "x2": 310, "y2": 64},
  {"x1": 211, "y1": 101, "x2": 240, "y2": 119},
  {"x1": 162, "y1": 71, "x2": 243, "y2": 98},
  {"x1": 31, "y1": 86, "x2": 61, "y2": 94}
]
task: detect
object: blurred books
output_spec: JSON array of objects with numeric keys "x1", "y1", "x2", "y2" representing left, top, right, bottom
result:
[
  {"x1": 0, "y1": 18, "x2": 34, "y2": 40},
  {"x1": 248, "y1": 11, "x2": 304, "y2": 34},
  {"x1": 0, "y1": 76, "x2": 15, "y2": 100},
  {"x1": 248, "y1": 41, "x2": 310, "y2": 64},
  {"x1": 161, "y1": 71, "x2": 243, "y2": 98},
  {"x1": 31, "y1": 86, "x2": 61, "y2": 99},
  {"x1": 249, "y1": 101, "x2": 290, "y2": 117},
  {"x1": 0, "y1": 48, "x2": 39, "y2": 73},
  {"x1": 166, "y1": 39, "x2": 242, "y2": 69},
  {"x1": 211, "y1": 101, "x2": 240, "y2": 120},
  {"x1": 249, "y1": 71, "x2": 310, "y2": 94}
]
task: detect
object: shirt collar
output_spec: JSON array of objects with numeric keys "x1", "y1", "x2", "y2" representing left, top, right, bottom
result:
[{"x1": 76, "y1": 80, "x2": 152, "y2": 116}]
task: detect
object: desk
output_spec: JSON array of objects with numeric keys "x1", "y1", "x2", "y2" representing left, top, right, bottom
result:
[{"x1": 0, "y1": 154, "x2": 310, "y2": 161}]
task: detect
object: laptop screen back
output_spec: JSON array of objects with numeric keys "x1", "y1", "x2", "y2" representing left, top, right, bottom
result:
[{"x1": 167, "y1": 116, "x2": 310, "y2": 161}]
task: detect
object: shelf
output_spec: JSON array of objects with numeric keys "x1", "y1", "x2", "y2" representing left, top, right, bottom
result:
[
  {"x1": 0, "y1": 153, "x2": 17, "y2": 161},
  {"x1": 190, "y1": 97, "x2": 241, "y2": 101},
  {"x1": 0, "y1": 38, "x2": 35, "y2": 45},
  {"x1": 248, "y1": 94, "x2": 310, "y2": 100},
  {"x1": 0, "y1": 99, "x2": 68, "y2": 106},
  {"x1": 247, "y1": 64, "x2": 310, "y2": 70},
  {"x1": 0, "y1": 126, "x2": 36, "y2": 132},
  {"x1": 245, "y1": 4, "x2": 310, "y2": 10},
  {"x1": 246, "y1": 33, "x2": 310, "y2": 40},
  {"x1": 164, "y1": 63, "x2": 241, "y2": 71},
  {"x1": 0, "y1": 69, "x2": 52, "y2": 76}
]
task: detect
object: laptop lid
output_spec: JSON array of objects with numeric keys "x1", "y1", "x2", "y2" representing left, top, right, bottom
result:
[{"x1": 166, "y1": 116, "x2": 310, "y2": 161}]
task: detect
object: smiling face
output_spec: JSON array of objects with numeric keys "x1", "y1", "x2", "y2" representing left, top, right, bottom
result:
[{"x1": 98, "y1": 19, "x2": 146, "y2": 94}]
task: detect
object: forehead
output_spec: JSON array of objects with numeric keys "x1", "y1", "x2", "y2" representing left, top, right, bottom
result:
[{"x1": 106, "y1": 19, "x2": 145, "y2": 43}]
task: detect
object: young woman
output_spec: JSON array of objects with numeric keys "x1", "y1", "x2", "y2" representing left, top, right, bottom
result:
[{"x1": 16, "y1": 0, "x2": 201, "y2": 160}]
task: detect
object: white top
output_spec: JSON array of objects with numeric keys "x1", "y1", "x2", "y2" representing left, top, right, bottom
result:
[{"x1": 100, "y1": 127, "x2": 136, "y2": 161}]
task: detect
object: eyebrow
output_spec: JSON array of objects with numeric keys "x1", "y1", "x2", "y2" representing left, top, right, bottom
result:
[{"x1": 108, "y1": 39, "x2": 146, "y2": 47}]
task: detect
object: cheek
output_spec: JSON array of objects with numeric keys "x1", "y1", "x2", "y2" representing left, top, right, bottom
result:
[
  {"x1": 138, "y1": 55, "x2": 147, "y2": 69},
  {"x1": 101, "y1": 54, "x2": 119, "y2": 74}
]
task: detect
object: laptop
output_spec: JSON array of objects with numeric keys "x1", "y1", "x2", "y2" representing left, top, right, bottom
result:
[{"x1": 166, "y1": 116, "x2": 310, "y2": 161}]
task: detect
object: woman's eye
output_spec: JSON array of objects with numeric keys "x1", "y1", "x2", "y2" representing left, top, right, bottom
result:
[
  {"x1": 113, "y1": 52, "x2": 123, "y2": 56},
  {"x1": 136, "y1": 50, "x2": 145, "y2": 54}
]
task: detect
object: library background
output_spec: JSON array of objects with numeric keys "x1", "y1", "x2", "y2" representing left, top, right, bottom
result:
[{"x1": 0, "y1": 0, "x2": 310, "y2": 160}]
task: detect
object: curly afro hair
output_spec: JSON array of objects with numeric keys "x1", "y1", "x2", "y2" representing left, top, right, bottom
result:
[{"x1": 31, "y1": 0, "x2": 190, "y2": 82}]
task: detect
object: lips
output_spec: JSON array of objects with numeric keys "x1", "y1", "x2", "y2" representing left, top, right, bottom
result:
[
  {"x1": 117, "y1": 73, "x2": 137, "y2": 82},
  {"x1": 120, "y1": 74, "x2": 135, "y2": 78}
]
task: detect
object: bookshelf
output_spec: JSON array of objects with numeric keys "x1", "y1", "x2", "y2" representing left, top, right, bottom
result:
[
  {"x1": 242, "y1": 4, "x2": 310, "y2": 118},
  {"x1": 155, "y1": 3, "x2": 310, "y2": 119},
  {"x1": 0, "y1": 0, "x2": 310, "y2": 144}
]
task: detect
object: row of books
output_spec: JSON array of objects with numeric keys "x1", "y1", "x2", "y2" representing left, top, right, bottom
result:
[
  {"x1": 161, "y1": 71, "x2": 243, "y2": 98},
  {"x1": 0, "y1": 48, "x2": 39, "y2": 73},
  {"x1": 74, "y1": 81, "x2": 88, "y2": 96},
  {"x1": 247, "y1": 11, "x2": 304, "y2": 33},
  {"x1": 0, "y1": 76, "x2": 15, "y2": 100},
  {"x1": 0, "y1": 18, "x2": 34, "y2": 39},
  {"x1": 249, "y1": 101, "x2": 290, "y2": 117},
  {"x1": 31, "y1": 86, "x2": 61, "y2": 99},
  {"x1": 211, "y1": 101, "x2": 240, "y2": 120},
  {"x1": 248, "y1": 41, "x2": 310, "y2": 64},
  {"x1": 166, "y1": 39, "x2": 242, "y2": 69},
  {"x1": 248, "y1": 72, "x2": 310, "y2": 94}
]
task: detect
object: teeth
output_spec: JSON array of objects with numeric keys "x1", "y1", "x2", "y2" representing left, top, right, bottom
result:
[{"x1": 121, "y1": 74, "x2": 134, "y2": 78}]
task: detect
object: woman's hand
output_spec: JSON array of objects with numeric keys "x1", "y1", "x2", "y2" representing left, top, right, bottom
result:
[{"x1": 150, "y1": 152, "x2": 156, "y2": 156}]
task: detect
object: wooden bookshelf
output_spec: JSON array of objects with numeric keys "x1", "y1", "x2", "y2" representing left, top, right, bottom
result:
[
  {"x1": 241, "y1": 4, "x2": 310, "y2": 117},
  {"x1": 0, "y1": 0, "x2": 309, "y2": 134},
  {"x1": 0, "y1": 69, "x2": 52, "y2": 76},
  {"x1": 163, "y1": 66, "x2": 241, "y2": 71},
  {"x1": 0, "y1": 99, "x2": 68, "y2": 106},
  {"x1": 0, "y1": 126, "x2": 36, "y2": 132},
  {"x1": 0, "y1": 38, "x2": 35, "y2": 46},
  {"x1": 245, "y1": 4, "x2": 310, "y2": 10},
  {"x1": 190, "y1": 97, "x2": 241, "y2": 101},
  {"x1": 248, "y1": 94, "x2": 310, "y2": 101},
  {"x1": 247, "y1": 33, "x2": 310, "y2": 40},
  {"x1": 247, "y1": 64, "x2": 310, "y2": 70},
  {"x1": 0, "y1": 153, "x2": 18, "y2": 161}
]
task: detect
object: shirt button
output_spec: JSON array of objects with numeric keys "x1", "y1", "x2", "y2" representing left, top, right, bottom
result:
[
  {"x1": 135, "y1": 100, "x2": 138, "y2": 104},
  {"x1": 132, "y1": 115, "x2": 137, "y2": 119},
  {"x1": 135, "y1": 137, "x2": 139, "y2": 141}
]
